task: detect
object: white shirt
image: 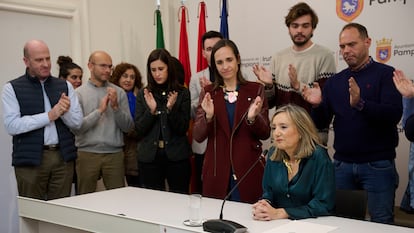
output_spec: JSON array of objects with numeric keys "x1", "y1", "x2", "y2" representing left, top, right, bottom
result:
[{"x1": 2, "y1": 78, "x2": 83, "y2": 145}]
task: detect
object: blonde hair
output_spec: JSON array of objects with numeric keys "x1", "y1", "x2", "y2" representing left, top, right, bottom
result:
[{"x1": 270, "y1": 104, "x2": 323, "y2": 161}]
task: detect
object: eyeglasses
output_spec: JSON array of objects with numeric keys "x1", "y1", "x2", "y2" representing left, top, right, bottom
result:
[{"x1": 91, "y1": 63, "x2": 113, "y2": 70}]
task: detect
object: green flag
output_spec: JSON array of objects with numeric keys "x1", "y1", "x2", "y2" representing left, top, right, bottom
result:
[{"x1": 155, "y1": 9, "x2": 165, "y2": 49}]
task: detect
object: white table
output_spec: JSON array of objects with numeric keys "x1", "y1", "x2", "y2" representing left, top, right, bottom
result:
[{"x1": 18, "y1": 187, "x2": 413, "y2": 233}]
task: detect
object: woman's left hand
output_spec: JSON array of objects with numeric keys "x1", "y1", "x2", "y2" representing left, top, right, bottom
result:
[
  {"x1": 166, "y1": 91, "x2": 178, "y2": 111},
  {"x1": 247, "y1": 96, "x2": 263, "y2": 122}
]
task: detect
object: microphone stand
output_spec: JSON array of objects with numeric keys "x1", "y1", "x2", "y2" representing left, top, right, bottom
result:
[{"x1": 203, "y1": 150, "x2": 268, "y2": 233}]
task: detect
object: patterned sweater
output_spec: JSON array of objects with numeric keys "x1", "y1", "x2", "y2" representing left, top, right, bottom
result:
[{"x1": 266, "y1": 43, "x2": 336, "y2": 113}]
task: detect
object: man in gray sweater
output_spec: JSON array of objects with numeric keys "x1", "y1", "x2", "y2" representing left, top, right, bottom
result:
[{"x1": 73, "y1": 51, "x2": 134, "y2": 194}]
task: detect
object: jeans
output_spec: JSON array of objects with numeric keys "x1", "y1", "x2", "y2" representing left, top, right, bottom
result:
[
  {"x1": 334, "y1": 159, "x2": 398, "y2": 224},
  {"x1": 400, "y1": 142, "x2": 414, "y2": 210}
]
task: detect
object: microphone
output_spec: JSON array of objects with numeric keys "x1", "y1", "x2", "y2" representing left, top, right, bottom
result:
[{"x1": 203, "y1": 149, "x2": 268, "y2": 233}]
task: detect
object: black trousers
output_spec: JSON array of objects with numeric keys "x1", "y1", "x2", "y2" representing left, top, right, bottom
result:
[{"x1": 139, "y1": 148, "x2": 191, "y2": 194}]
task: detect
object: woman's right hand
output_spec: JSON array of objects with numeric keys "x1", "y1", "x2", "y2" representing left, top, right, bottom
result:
[
  {"x1": 144, "y1": 88, "x2": 157, "y2": 114},
  {"x1": 201, "y1": 92, "x2": 214, "y2": 121}
]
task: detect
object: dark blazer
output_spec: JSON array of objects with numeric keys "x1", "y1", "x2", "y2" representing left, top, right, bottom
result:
[
  {"x1": 193, "y1": 82, "x2": 271, "y2": 203},
  {"x1": 135, "y1": 87, "x2": 191, "y2": 162}
]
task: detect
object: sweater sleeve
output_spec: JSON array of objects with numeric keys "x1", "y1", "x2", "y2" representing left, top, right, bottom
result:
[{"x1": 358, "y1": 66, "x2": 402, "y2": 126}]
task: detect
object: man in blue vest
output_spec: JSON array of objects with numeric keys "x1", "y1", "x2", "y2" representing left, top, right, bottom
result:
[{"x1": 2, "y1": 39, "x2": 83, "y2": 200}]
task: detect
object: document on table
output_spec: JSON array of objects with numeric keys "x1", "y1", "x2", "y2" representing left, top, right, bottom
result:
[{"x1": 263, "y1": 220, "x2": 338, "y2": 233}]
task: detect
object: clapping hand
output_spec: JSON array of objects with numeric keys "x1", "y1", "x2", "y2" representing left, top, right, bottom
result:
[
  {"x1": 302, "y1": 82, "x2": 322, "y2": 106},
  {"x1": 107, "y1": 87, "x2": 118, "y2": 110},
  {"x1": 348, "y1": 77, "x2": 360, "y2": 107},
  {"x1": 49, "y1": 93, "x2": 70, "y2": 121},
  {"x1": 253, "y1": 64, "x2": 273, "y2": 86},
  {"x1": 288, "y1": 64, "x2": 300, "y2": 90},
  {"x1": 144, "y1": 88, "x2": 157, "y2": 114},
  {"x1": 201, "y1": 92, "x2": 214, "y2": 122},
  {"x1": 199, "y1": 76, "x2": 212, "y2": 89},
  {"x1": 247, "y1": 96, "x2": 263, "y2": 122},
  {"x1": 393, "y1": 70, "x2": 414, "y2": 98},
  {"x1": 166, "y1": 91, "x2": 178, "y2": 111}
]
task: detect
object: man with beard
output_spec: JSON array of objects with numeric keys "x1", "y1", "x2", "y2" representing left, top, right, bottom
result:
[
  {"x1": 253, "y1": 2, "x2": 335, "y2": 144},
  {"x1": 303, "y1": 23, "x2": 402, "y2": 224}
]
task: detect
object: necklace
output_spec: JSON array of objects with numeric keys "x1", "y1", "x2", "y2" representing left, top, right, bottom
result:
[
  {"x1": 222, "y1": 85, "x2": 239, "y2": 103},
  {"x1": 283, "y1": 158, "x2": 301, "y2": 174}
]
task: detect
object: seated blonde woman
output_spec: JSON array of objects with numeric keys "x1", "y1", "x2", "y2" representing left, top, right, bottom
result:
[{"x1": 252, "y1": 104, "x2": 335, "y2": 220}]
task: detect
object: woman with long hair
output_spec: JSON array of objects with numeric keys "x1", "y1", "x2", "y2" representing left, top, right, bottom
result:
[{"x1": 135, "y1": 49, "x2": 191, "y2": 194}]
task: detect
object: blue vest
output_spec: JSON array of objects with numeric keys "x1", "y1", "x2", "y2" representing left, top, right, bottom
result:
[{"x1": 10, "y1": 73, "x2": 77, "y2": 166}]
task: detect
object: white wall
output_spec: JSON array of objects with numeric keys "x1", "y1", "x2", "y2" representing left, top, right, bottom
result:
[
  {"x1": 1, "y1": 0, "x2": 413, "y2": 232},
  {"x1": 0, "y1": 1, "x2": 88, "y2": 232}
]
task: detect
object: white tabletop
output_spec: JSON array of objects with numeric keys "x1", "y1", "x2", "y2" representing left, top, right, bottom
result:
[{"x1": 18, "y1": 187, "x2": 414, "y2": 233}]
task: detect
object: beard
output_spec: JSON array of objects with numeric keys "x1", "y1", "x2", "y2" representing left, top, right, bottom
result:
[{"x1": 291, "y1": 33, "x2": 313, "y2": 47}]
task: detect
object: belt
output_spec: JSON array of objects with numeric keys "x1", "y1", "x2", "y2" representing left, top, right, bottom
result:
[
  {"x1": 158, "y1": 140, "x2": 165, "y2": 149},
  {"x1": 43, "y1": 144, "x2": 60, "y2": 150}
]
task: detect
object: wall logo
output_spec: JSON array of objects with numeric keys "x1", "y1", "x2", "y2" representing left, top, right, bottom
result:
[
  {"x1": 376, "y1": 38, "x2": 392, "y2": 64},
  {"x1": 336, "y1": 0, "x2": 364, "y2": 22}
]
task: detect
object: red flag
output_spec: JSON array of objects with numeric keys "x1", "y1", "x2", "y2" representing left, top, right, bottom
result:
[
  {"x1": 179, "y1": 5, "x2": 196, "y2": 193},
  {"x1": 197, "y1": 1, "x2": 208, "y2": 72},
  {"x1": 178, "y1": 5, "x2": 192, "y2": 87}
]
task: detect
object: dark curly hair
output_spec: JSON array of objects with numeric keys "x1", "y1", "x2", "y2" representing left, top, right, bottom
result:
[{"x1": 110, "y1": 62, "x2": 143, "y2": 90}]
